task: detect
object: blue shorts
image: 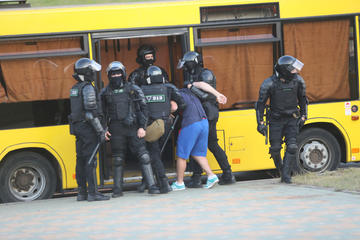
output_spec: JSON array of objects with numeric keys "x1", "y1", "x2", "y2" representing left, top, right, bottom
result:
[{"x1": 176, "y1": 119, "x2": 209, "y2": 159}]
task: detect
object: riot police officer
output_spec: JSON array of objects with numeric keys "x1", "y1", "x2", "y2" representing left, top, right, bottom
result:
[
  {"x1": 100, "y1": 61, "x2": 160, "y2": 197},
  {"x1": 255, "y1": 55, "x2": 308, "y2": 184},
  {"x1": 177, "y1": 51, "x2": 235, "y2": 187},
  {"x1": 69, "y1": 58, "x2": 110, "y2": 202},
  {"x1": 141, "y1": 66, "x2": 186, "y2": 193},
  {"x1": 128, "y1": 44, "x2": 169, "y2": 85}
]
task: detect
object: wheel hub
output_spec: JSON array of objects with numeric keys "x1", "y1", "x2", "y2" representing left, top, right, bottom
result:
[
  {"x1": 9, "y1": 166, "x2": 45, "y2": 201},
  {"x1": 300, "y1": 140, "x2": 329, "y2": 171},
  {"x1": 13, "y1": 169, "x2": 35, "y2": 191}
]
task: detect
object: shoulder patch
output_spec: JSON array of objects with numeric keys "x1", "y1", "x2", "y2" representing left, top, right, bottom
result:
[
  {"x1": 70, "y1": 88, "x2": 79, "y2": 97},
  {"x1": 113, "y1": 89, "x2": 124, "y2": 94}
]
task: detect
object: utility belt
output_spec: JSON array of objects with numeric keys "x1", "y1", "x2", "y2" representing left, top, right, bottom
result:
[
  {"x1": 68, "y1": 115, "x2": 87, "y2": 135},
  {"x1": 269, "y1": 109, "x2": 300, "y2": 120},
  {"x1": 109, "y1": 117, "x2": 135, "y2": 127}
]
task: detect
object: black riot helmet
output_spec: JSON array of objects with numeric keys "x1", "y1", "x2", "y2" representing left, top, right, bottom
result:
[
  {"x1": 73, "y1": 58, "x2": 101, "y2": 82},
  {"x1": 177, "y1": 51, "x2": 203, "y2": 74},
  {"x1": 106, "y1": 61, "x2": 126, "y2": 89},
  {"x1": 145, "y1": 66, "x2": 165, "y2": 85},
  {"x1": 274, "y1": 55, "x2": 304, "y2": 81},
  {"x1": 136, "y1": 44, "x2": 156, "y2": 67}
]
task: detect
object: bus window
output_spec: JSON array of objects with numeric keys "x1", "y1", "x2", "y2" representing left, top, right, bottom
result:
[
  {"x1": 0, "y1": 37, "x2": 84, "y2": 58},
  {"x1": 0, "y1": 36, "x2": 87, "y2": 129},
  {"x1": 284, "y1": 18, "x2": 356, "y2": 102},
  {"x1": 195, "y1": 24, "x2": 280, "y2": 109},
  {"x1": 0, "y1": 56, "x2": 79, "y2": 102}
]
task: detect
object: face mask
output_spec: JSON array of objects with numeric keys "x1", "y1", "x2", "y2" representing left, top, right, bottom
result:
[
  {"x1": 143, "y1": 59, "x2": 154, "y2": 67},
  {"x1": 110, "y1": 76, "x2": 124, "y2": 89}
]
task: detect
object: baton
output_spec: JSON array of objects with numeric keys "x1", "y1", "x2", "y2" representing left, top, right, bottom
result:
[
  {"x1": 160, "y1": 115, "x2": 179, "y2": 155},
  {"x1": 88, "y1": 142, "x2": 101, "y2": 165},
  {"x1": 87, "y1": 127, "x2": 108, "y2": 165}
]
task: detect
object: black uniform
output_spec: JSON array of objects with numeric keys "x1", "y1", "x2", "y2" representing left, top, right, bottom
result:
[
  {"x1": 101, "y1": 80, "x2": 160, "y2": 196},
  {"x1": 69, "y1": 58, "x2": 109, "y2": 202},
  {"x1": 255, "y1": 56, "x2": 307, "y2": 183},
  {"x1": 141, "y1": 79, "x2": 185, "y2": 193},
  {"x1": 128, "y1": 44, "x2": 169, "y2": 86},
  {"x1": 129, "y1": 65, "x2": 169, "y2": 86}
]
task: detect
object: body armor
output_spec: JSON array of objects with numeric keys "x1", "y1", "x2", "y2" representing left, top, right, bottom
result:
[
  {"x1": 141, "y1": 84, "x2": 171, "y2": 120},
  {"x1": 270, "y1": 79, "x2": 299, "y2": 116},
  {"x1": 102, "y1": 85, "x2": 131, "y2": 121},
  {"x1": 70, "y1": 82, "x2": 102, "y2": 122}
]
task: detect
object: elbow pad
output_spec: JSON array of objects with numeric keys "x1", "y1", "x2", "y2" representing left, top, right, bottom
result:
[
  {"x1": 83, "y1": 85, "x2": 97, "y2": 110},
  {"x1": 85, "y1": 112, "x2": 104, "y2": 134},
  {"x1": 190, "y1": 85, "x2": 209, "y2": 100}
]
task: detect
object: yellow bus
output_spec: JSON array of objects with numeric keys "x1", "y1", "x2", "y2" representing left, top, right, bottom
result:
[{"x1": 0, "y1": 0, "x2": 359, "y2": 202}]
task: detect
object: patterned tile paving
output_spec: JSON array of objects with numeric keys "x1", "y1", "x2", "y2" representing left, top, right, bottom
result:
[{"x1": 1, "y1": 179, "x2": 360, "y2": 240}]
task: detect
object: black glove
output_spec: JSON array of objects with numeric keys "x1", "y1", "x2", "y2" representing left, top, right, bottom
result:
[
  {"x1": 183, "y1": 80, "x2": 191, "y2": 88},
  {"x1": 296, "y1": 118, "x2": 306, "y2": 130},
  {"x1": 257, "y1": 124, "x2": 267, "y2": 136},
  {"x1": 98, "y1": 130, "x2": 106, "y2": 143}
]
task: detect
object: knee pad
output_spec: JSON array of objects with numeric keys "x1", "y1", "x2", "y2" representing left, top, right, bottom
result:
[
  {"x1": 287, "y1": 144, "x2": 298, "y2": 154},
  {"x1": 269, "y1": 144, "x2": 282, "y2": 155},
  {"x1": 139, "y1": 153, "x2": 151, "y2": 165},
  {"x1": 113, "y1": 156, "x2": 124, "y2": 167}
]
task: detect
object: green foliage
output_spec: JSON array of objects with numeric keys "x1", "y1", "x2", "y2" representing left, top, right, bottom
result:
[{"x1": 29, "y1": 0, "x2": 167, "y2": 7}]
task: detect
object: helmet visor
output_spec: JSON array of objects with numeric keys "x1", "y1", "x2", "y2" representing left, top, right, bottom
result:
[
  {"x1": 89, "y1": 60, "x2": 102, "y2": 72},
  {"x1": 177, "y1": 59, "x2": 185, "y2": 69},
  {"x1": 292, "y1": 59, "x2": 304, "y2": 71}
]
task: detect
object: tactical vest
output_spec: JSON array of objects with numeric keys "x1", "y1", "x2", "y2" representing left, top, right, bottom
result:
[
  {"x1": 103, "y1": 86, "x2": 130, "y2": 121},
  {"x1": 270, "y1": 79, "x2": 298, "y2": 116},
  {"x1": 141, "y1": 84, "x2": 170, "y2": 120},
  {"x1": 69, "y1": 82, "x2": 102, "y2": 122}
]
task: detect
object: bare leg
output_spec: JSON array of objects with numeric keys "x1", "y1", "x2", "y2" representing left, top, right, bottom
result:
[
  {"x1": 192, "y1": 156, "x2": 216, "y2": 177},
  {"x1": 176, "y1": 157, "x2": 187, "y2": 184}
]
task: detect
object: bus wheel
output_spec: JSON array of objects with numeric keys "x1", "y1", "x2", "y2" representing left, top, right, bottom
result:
[
  {"x1": 0, "y1": 151, "x2": 57, "y2": 203},
  {"x1": 295, "y1": 128, "x2": 340, "y2": 174}
]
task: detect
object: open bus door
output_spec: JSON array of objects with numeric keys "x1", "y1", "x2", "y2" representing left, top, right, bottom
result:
[{"x1": 91, "y1": 28, "x2": 189, "y2": 186}]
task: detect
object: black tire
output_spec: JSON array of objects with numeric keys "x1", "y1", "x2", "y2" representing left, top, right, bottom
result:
[
  {"x1": 0, "y1": 151, "x2": 57, "y2": 203},
  {"x1": 295, "y1": 128, "x2": 341, "y2": 174}
]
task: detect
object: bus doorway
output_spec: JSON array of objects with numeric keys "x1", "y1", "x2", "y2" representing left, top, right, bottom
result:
[{"x1": 92, "y1": 31, "x2": 188, "y2": 185}]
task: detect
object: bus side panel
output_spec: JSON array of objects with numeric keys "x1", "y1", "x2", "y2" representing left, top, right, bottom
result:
[
  {"x1": 0, "y1": 125, "x2": 77, "y2": 189},
  {"x1": 207, "y1": 109, "x2": 274, "y2": 173},
  {"x1": 306, "y1": 101, "x2": 360, "y2": 162}
]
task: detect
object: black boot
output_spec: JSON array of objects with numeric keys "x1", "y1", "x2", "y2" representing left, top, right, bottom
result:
[
  {"x1": 76, "y1": 186, "x2": 87, "y2": 201},
  {"x1": 271, "y1": 153, "x2": 283, "y2": 179},
  {"x1": 142, "y1": 163, "x2": 160, "y2": 194},
  {"x1": 219, "y1": 169, "x2": 236, "y2": 185},
  {"x1": 137, "y1": 177, "x2": 147, "y2": 193},
  {"x1": 88, "y1": 192, "x2": 110, "y2": 201},
  {"x1": 159, "y1": 177, "x2": 172, "y2": 194},
  {"x1": 187, "y1": 174, "x2": 202, "y2": 188},
  {"x1": 87, "y1": 167, "x2": 110, "y2": 201},
  {"x1": 112, "y1": 158, "x2": 124, "y2": 198},
  {"x1": 281, "y1": 152, "x2": 294, "y2": 184}
]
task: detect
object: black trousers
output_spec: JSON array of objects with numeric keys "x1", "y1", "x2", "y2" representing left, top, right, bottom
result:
[
  {"x1": 146, "y1": 118, "x2": 172, "y2": 179},
  {"x1": 109, "y1": 121, "x2": 148, "y2": 159},
  {"x1": 191, "y1": 117, "x2": 231, "y2": 175},
  {"x1": 268, "y1": 117, "x2": 297, "y2": 154},
  {"x1": 73, "y1": 122, "x2": 98, "y2": 194}
]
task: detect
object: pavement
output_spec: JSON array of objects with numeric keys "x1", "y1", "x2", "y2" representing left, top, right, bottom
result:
[{"x1": 1, "y1": 178, "x2": 360, "y2": 240}]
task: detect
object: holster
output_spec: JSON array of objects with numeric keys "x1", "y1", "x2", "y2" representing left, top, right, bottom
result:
[{"x1": 68, "y1": 115, "x2": 75, "y2": 135}]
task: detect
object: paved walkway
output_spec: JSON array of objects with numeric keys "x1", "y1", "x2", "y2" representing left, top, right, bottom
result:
[{"x1": 1, "y1": 179, "x2": 360, "y2": 240}]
